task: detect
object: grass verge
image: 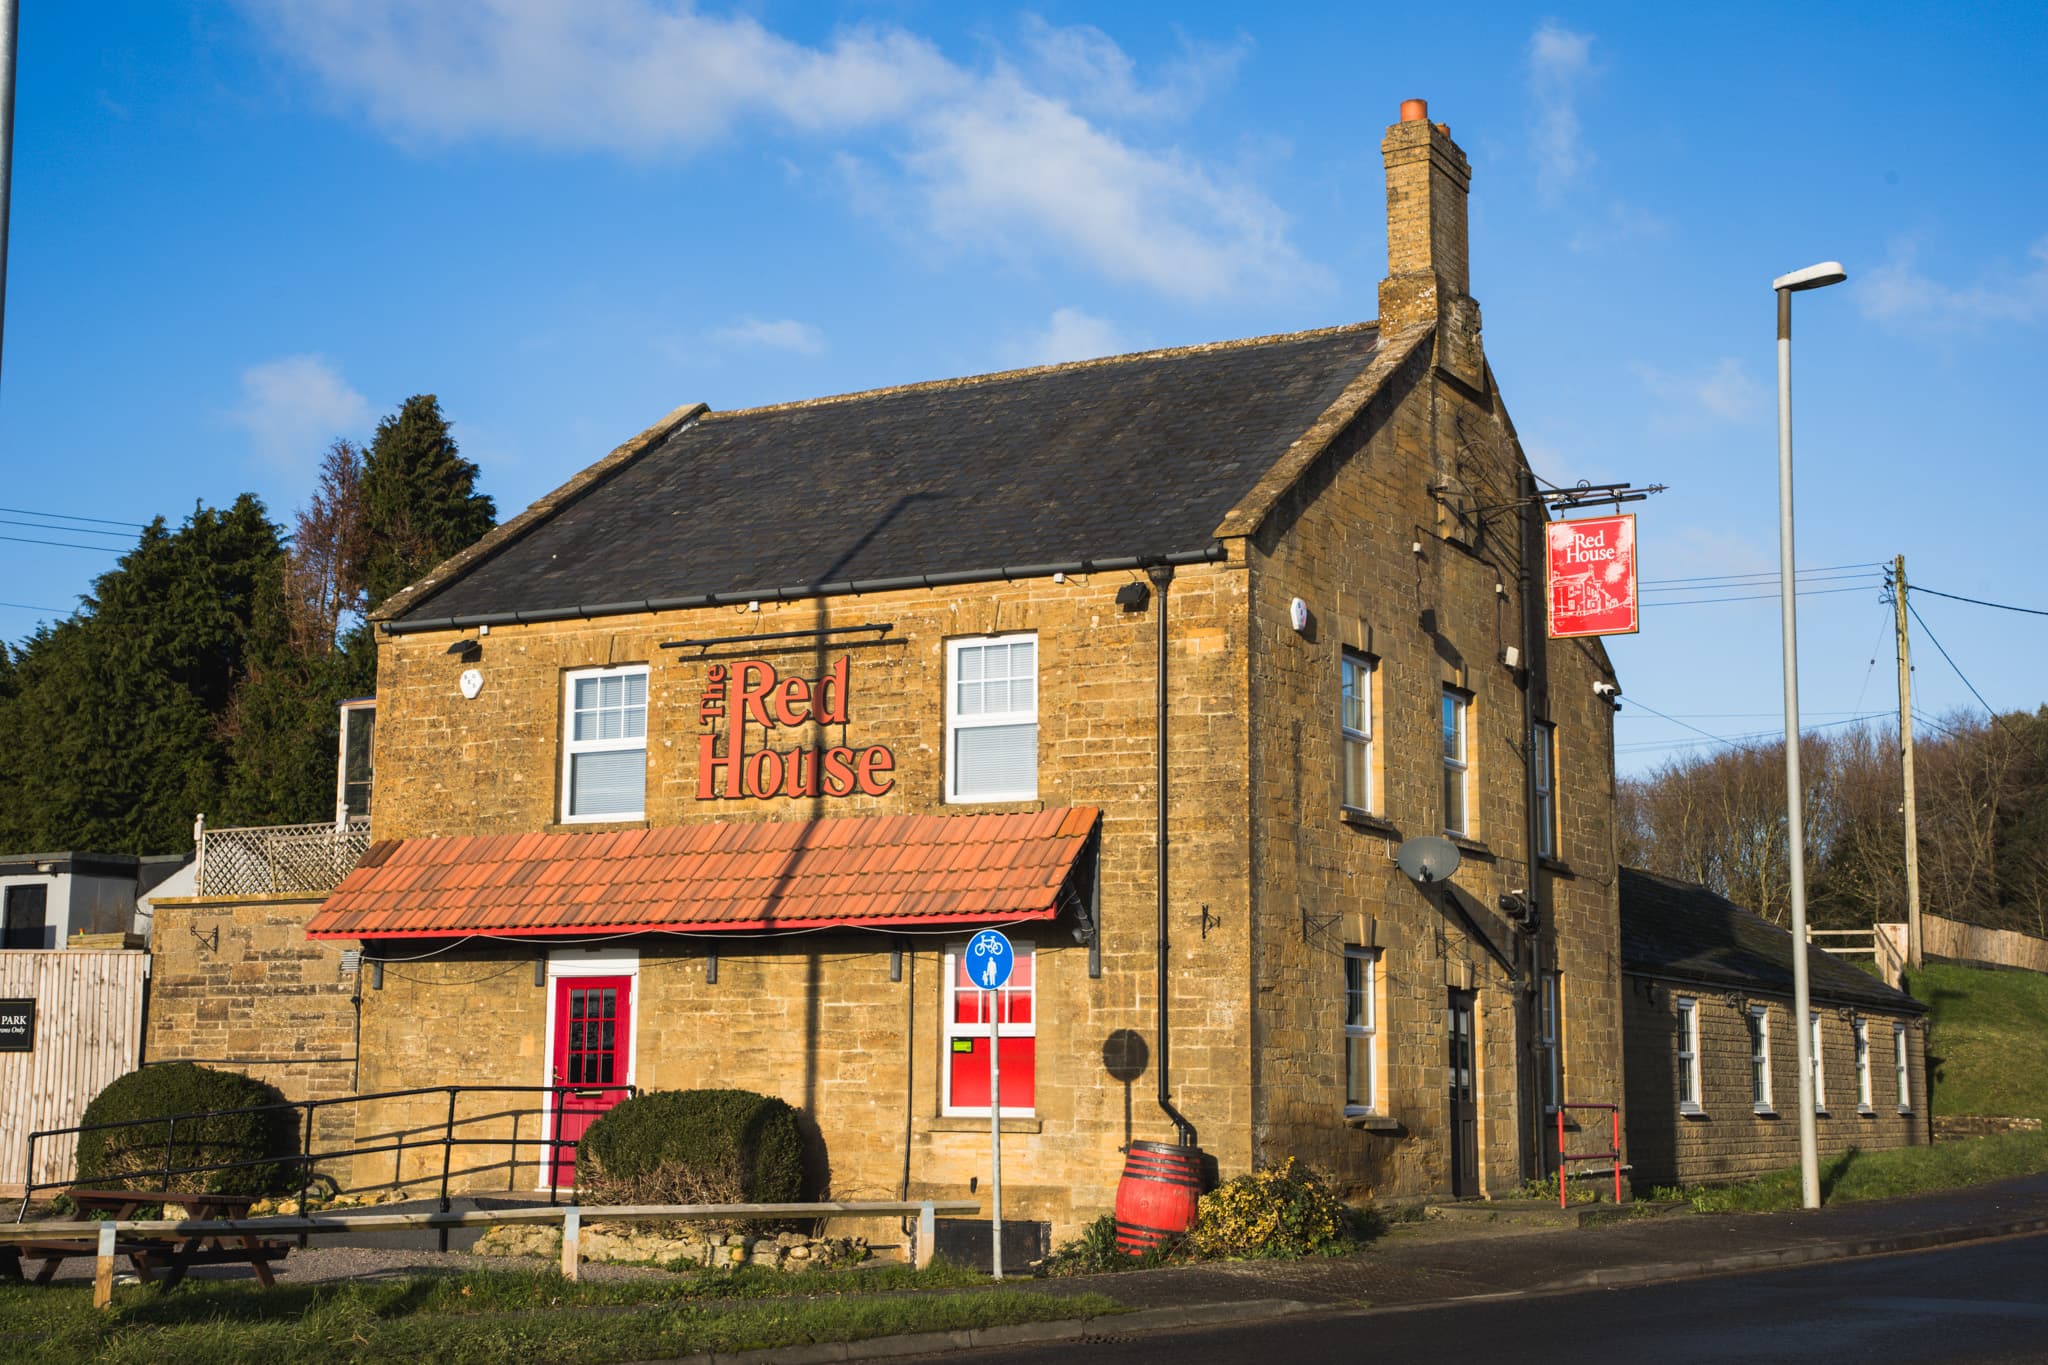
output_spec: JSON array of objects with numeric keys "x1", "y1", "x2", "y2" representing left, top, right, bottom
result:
[
  {"x1": 1907, "y1": 962, "x2": 2048, "y2": 1121},
  {"x1": 1652, "y1": 1130, "x2": 2048, "y2": 1213},
  {"x1": 0, "y1": 1266, "x2": 1119, "y2": 1365}
]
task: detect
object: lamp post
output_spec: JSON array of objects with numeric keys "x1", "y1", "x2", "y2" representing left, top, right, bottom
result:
[{"x1": 1774, "y1": 259, "x2": 1846, "y2": 1211}]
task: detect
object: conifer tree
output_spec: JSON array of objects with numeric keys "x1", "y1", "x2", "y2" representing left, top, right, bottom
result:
[{"x1": 359, "y1": 394, "x2": 495, "y2": 610}]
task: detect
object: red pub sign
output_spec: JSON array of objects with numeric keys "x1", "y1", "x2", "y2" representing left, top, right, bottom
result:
[
  {"x1": 697, "y1": 656, "x2": 897, "y2": 800},
  {"x1": 1546, "y1": 514, "x2": 1639, "y2": 639}
]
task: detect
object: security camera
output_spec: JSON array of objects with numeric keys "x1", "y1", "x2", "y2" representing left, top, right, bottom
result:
[{"x1": 1593, "y1": 681, "x2": 1619, "y2": 697}]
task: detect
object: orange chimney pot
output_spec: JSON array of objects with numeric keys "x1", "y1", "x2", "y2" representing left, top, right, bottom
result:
[{"x1": 1399, "y1": 98, "x2": 1428, "y2": 122}]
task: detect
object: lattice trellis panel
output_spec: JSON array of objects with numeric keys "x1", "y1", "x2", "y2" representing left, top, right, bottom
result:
[{"x1": 198, "y1": 819, "x2": 371, "y2": 896}]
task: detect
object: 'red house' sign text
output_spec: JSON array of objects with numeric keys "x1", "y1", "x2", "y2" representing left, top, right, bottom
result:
[
  {"x1": 1547, "y1": 514, "x2": 1639, "y2": 639},
  {"x1": 697, "y1": 656, "x2": 896, "y2": 800}
]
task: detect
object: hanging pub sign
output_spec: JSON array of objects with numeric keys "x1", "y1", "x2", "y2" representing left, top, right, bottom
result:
[
  {"x1": 696, "y1": 656, "x2": 897, "y2": 800},
  {"x1": 0, "y1": 998, "x2": 33, "y2": 1052},
  {"x1": 1546, "y1": 513, "x2": 1639, "y2": 639}
]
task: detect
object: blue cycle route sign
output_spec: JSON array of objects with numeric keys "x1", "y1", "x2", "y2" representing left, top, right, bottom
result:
[{"x1": 968, "y1": 929, "x2": 1014, "y2": 992}]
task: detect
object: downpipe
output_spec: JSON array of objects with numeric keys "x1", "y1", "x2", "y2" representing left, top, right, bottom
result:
[{"x1": 1149, "y1": 563, "x2": 1197, "y2": 1147}]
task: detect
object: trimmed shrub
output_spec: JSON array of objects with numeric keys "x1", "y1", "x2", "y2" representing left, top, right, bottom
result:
[
  {"x1": 578, "y1": 1089, "x2": 808, "y2": 1206},
  {"x1": 1186, "y1": 1158, "x2": 1355, "y2": 1260},
  {"x1": 74, "y1": 1063, "x2": 299, "y2": 1196}
]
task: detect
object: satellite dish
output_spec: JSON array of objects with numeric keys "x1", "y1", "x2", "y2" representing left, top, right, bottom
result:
[{"x1": 1396, "y1": 836, "x2": 1462, "y2": 885}]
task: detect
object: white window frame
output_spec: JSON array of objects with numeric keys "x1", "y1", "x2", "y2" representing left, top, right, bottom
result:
[
  {"x1": 1894, "y1": 1022, "x2": 1912, "y2": 1113},
  {"x1": 1540, "y1": 972, "x2": 1561, "y2": 1113},
  {"x1": 560, "y1": 664, "x2": 650, "y2": 823},
  {"x1": 1676, "y1": 996, "x2": 1702, "y2": 1115},
  {"x1": 945, "y1": 634, "x2": 1039, "y2": 804},
  {"x1": 941, "y1": 939, "x2": 1036, "y2": 1117},
  {"x1": 1340, "y1": 652, "x2": 1376, "y2": 814},
  {"x1": 1749, "y1": 1006, "x2": 1774, "y2": 1114},
  {"x1": 1855, "y1": 1018, "x2": 1873, "y2": 1114},
  {"x1": 1533, "y1": 721, "x2": 1557, "y2": 860},
  {"x1": 1809, "y1": 1010, "x2": 1827, "y2": 1114},
  {"x1": 1344, "y1": 947, "x2": 1380, "y2": 1116},
  {"x1": 1442, "y1": 688, "x2": 1472, "y2": 837}
]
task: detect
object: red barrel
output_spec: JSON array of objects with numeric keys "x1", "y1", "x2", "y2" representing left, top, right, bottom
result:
[{"x1": 1113, "y1": 1140, "x2": 1204, "y2": 1254}]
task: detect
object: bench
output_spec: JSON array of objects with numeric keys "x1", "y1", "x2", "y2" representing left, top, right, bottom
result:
[{"x1": 1, "y1": 1189, "x2": 289, "y2": 1291}]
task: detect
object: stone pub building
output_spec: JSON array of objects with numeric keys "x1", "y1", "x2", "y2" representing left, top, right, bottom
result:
[{"x1": 300, "y1": 101, "x2": 1629, "y2": 1240}]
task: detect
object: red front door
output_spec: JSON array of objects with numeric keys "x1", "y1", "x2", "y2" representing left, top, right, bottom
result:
[{"x1": 550, "y1": 974, "x2": 633, "y2": 1188}]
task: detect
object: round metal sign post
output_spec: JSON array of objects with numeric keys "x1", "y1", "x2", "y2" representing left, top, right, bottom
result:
[{"x1": 968, "y1": 929, "x2": 1014, "y2": 1279}]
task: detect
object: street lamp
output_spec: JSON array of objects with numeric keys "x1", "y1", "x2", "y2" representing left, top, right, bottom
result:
[{"x1": 1774, "y1": 259, "x2": 1846, "y2": 1211}]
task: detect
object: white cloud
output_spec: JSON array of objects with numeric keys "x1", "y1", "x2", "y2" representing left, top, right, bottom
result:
[
  {"x1": 240, "y1": 2, "x2": 1312, "y2": 302},
  {"x1": 1859, "y1": 237, "x2": 2048, "y2": 328},
  {"x1": 1526, "y1": 21, "x2": 1596, "y2": 201},
  {"x1": 226, "y1": 354, "x2": 372, "y2": 470},
  {"x1": 1633, "y1": 358, "x2": 1763, "y2": 427},
  {"x1": 1567, "y1": 200, "x2": 1667, "y2": 253},
  {"x1": 712, "y1": 317, "x2": 826, "y2": 356},
  {"x1": 1005, "y1": 307, "x2": 1130, "y2": 367}
]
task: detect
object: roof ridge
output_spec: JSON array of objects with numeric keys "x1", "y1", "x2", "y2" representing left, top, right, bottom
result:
[{"x1": 699, "y1": 321, "x2": 1381, "y2": 422}]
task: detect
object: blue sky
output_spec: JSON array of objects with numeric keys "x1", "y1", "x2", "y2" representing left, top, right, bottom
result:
[{"x1": 3, "y1": 2, "x2": 2044, "y2": 774}]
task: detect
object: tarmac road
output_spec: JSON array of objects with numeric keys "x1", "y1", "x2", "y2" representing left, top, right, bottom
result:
[{"x1": 942, "y1": 1231, "x2": 2048, "y2": 1365}]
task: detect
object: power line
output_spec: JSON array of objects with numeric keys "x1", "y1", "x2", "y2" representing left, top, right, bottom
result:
[
  {"x1": 1639, "y1": 562, "x2": 1883, "y2": 587},
  {"x1": 0, "y1": 532, "x2": 123, "y2": 552},
  {"x1": 1644, "y1": 584, "x2": 1879, "y2": 608},
  {"x1": 0, "y1": 504, "x2": 149, "y2": 529},
  {"x1": 1910, "y1": 584, "x2": 2048, "y2": 618},
  {"x1": 0, "y1": 516, "x2": 133, "y2": 540},
  {"x1": 1904, "y1": 596, "x2": 2019, "y2": 738},
  {"x1": 0, "y1": 598, "x2": 70, "y2": 613}
]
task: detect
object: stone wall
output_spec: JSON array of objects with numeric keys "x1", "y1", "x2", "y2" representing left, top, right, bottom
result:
[
  {"x1": 144, "y1": 893, "x2": 361, "y2": 1160},
  {"x1": 1622, "y1": 979, "x2": 1928, "y2": 1188}
]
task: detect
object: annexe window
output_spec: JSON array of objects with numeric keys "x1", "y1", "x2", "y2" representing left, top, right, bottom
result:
[
  {"x1": 1533, "y1": 721, "x2": 1558, "y2": 860},
  {"x1": 1809, "y1": 1011, "x2": 1827, "y2": 1114},
  {"x1": 562, "y1": 665, "x2": 649, "y2": 822},
  {"x1": 942, "y1": 940, "x2": 1035, "y2": 1116},
  {"x1": 1894, "y1": 1022, "x2": 1912, "y2": 1113},
  {"x1": 1676, "y1": 996, "x2": 1702, "y2": 1114},
  {"x1": 1344, "y1": 947, "x2": 1379, "y2": 1115},
  {"x1": 947, "y1": 635, "x2": 1038, "y2": 803},
  {"x1": 1341, "y1": 653, "x2": 1376, "y2": 814},
  {"x1": 1442, "y1": 689, "x2": 1472, "y2": 836},
  {"x1": 3, "y1": 884, "x2": 49, "y2": 951},
  {"x1": 1749, "y1": 1006, "x2": 1774, "y2": 1113},
  {"x1": 1855, "y1": 1018, "x2": 1873, "y2": 1113}
]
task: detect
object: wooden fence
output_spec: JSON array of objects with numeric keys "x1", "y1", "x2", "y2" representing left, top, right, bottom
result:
[{"x1": 0, "y1": 950, "x2": 148, "y2": 1196}]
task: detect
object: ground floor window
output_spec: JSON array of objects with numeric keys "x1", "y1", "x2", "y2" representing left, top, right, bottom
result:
[
  {"x1": 1809, "y1": 1011, "x2": 1827, "y2": 1114},
  {"x1": 1894, "y1": 1021, "x2": 1912, "y2": 1113},
  {"x1": 943, "y1": 940, "x2": 1035, "y2": 1116},
  {"x1": 1855, "y1": 1018, "x2": 1873, "y2": 1113},
  {"x1": 1344, "y1": 947, "x2": 1379, "y2": 1115},
  {"x1": 1539, "y1": 972, "x2": 1561, "y2": 1112},
  {"x1": 1677, "y1": 997, "x2": 1701, "y2": 1114},
  {"x1": 1749, "y1": 1006, "x2": 1773, "y2": 1113}
]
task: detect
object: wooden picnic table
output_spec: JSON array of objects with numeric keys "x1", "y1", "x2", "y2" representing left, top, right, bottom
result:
[{"x1": 1, "y1": 1189, "x2": 289, "y2": 1289}]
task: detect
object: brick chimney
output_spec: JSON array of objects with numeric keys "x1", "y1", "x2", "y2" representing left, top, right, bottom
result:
[{"x1": 1378, "y1": 99, "x2": 1483, "y2": 384}]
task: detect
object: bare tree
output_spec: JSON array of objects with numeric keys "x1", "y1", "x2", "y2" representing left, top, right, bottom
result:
[{"x1": 282, "y1": 439, "x2": 369, "y2": 655}]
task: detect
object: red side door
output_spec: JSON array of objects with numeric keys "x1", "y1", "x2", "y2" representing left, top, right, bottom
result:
[{"x1": 550, "y1": 974, "x2": 633, "y2": 1188}]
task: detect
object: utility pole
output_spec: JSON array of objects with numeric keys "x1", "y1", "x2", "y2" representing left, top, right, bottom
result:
[{"x1": 1894, "y1": 555, "x2": 1923, "y2": 971}]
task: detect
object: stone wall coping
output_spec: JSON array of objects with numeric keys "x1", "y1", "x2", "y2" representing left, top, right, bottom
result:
[{"x1": 151, "y1": 893, "x2": 331, "y2": 910}]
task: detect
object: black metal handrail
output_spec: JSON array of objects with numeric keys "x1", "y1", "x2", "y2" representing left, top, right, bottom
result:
[{"x1": 15, "y1": 1083, "x2": 638, "y2": 1246}]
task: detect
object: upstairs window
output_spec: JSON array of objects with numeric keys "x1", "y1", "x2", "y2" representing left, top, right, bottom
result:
[
  {"x1": 947, "y1": 635, "x2": 1037, "y2": 802},
  {"x1": 562, "y1": 665, "x2": 649, "y2": 822},
  {"x1": 1442, "y1": 689, "x2": 1472, "y2": 836},
  {"x1": 1533, "y1": 721, "x2": 1557, "y2": 859},
  {"x1": 1341, "y1": 652, "x2": 1376, "y2": 814}
]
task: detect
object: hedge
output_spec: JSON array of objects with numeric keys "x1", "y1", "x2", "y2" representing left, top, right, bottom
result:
[
  {"x1": 578, "y1": 1089, "x2": 808, "y2": 1204},
  {"x1": 74, "y1": 1063, "x2": 300, "y2": 1196}
]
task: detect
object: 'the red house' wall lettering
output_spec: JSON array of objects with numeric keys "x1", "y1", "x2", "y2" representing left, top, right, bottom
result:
[{"x1": 696, "y1": 656, "x2": 896, "y2": 800}]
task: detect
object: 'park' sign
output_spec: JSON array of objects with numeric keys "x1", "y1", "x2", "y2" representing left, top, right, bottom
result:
[
  {"x1": 0, "y1": 999, "x2": 33, "y2": 1052},
  {"x1": 1547, "y1": 514, "x2": 1639, "y2": 639}
]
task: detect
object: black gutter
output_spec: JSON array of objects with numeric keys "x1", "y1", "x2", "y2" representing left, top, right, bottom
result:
[
  {"x1": 1149, "y1": 563, "x2": 1197, "y2": 1148},
  {"x1": 378, "y1": 545, "x2": 1229, "y2": 635}
]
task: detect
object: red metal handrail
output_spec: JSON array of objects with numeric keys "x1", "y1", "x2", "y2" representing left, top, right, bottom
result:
[{"x1": 1555, "y1": 1102, "x2": 1621, "y2": 1209}]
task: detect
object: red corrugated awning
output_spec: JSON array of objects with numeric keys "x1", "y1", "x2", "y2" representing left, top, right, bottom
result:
[{"x1": 305, "y1": 807, "x2": 1100, "y2": 940}]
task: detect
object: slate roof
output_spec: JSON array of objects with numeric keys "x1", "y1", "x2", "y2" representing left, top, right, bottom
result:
[
  {"x1": 307, "y1": 807, "x2": 1099, "y2": 940},
  {"x1": 391, "y1": 324, "x2": 1381, "y2": 625},
  {"x1": 1619, "y1": 867, "x2": 1923, "y2": 1014}
]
